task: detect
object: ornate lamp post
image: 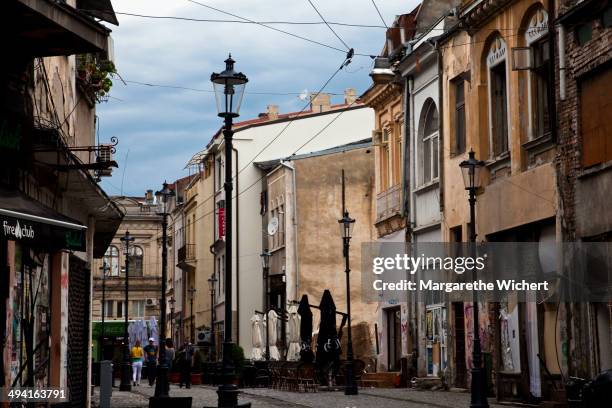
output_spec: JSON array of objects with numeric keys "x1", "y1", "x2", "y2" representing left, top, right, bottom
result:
[
  {"x1": 119, "y1": 231, "x2": 135, "y2": 392},
  {"x1": 208, "y1": 274, "x2": 218, "y2": 361},
  {"x1": 154, "y1": 181, "x2": 175, "y2": 397},
  {"x1": 100, "y1": 262, "x2": 110, "y2": 361},
  {"x1": 260, "y1": 250, "x2": 271, "y2": 361},
  {"x1": 459, "y1": 149, "x2": 488, "y2": 408},
  {"x1": 188, "y1": 287, "x2": 196, "y2": 343},
  {"x1": 211, "y1": 54, "x2": 249, "y2": 408},
  {"x1": 338, "y1": 170, "x2": 358, "y2": 395},
  {"x1": 169, "y1": 297, "x2": 176, "y2": 344}
]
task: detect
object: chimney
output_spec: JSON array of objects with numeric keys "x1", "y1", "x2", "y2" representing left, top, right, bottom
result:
[
  {"x1": 266, "y1": 105, "x2": 279, "y2": 120},
  {"x1": 145, "y1": 189, "x2": 154, "y2": 204},
  {"x1": 344, "y1": 88, "x2": 357, "y2": 105},
  {"x1": 310, "y1": 93, "x2": 331, "y2": 113}
]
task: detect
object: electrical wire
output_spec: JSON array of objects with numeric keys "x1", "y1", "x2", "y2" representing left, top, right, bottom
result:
[
  {"x1": 306, "y1": 0, "x2": 351, "y2": 50},
  {"x1": 113, "y1": 11, "x2": 387, "y2": 28},
  {"x1": 186, "y1": 0, "x2": 372, "y2": 57},
  {"x1": 370, "y1": 0, "x2": 389, "y2": 29}
]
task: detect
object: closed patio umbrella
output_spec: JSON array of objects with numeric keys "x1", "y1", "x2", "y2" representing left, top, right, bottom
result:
[
  {"x1": 267, "y1": 310, "x2": 281, "y2": 361},
  {"x1": 251, "y1": 314, "x2": 264, "y2": 360},
  {"x1": 316, "y1": 290, "x2": 341, "y2": 384},
  {"x1": 298, "y1": 294, "x2": 314, "y2": 362},
  {"x1": 286, "y1": 304, "x2": 301, "y2": 361}
]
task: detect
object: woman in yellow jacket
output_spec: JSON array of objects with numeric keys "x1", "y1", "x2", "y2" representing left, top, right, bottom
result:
[{"x1": 130, "y1": 340, "x2": 144, "y2": 386}]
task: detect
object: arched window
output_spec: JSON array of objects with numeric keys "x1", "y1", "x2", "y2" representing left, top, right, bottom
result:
[
  {"x1": 487, "y1": 36, "x2": 509, "y2": 157},
  {"x1": 103, "y1": 245, "x2": 119, "y2": 276},
  {"x1": 129, "y1": 246, "x2": 143, "y2": 276},
  {"x1": 525, "y1": 8, "x2": 550, "y2": 140},
  {"x1": 419, "y1": 99, "x2": 439, "y2": 185}
]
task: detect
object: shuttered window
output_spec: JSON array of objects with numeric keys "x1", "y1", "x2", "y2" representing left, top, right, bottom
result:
[{"x1": 580, "y1": 69, "x2": 612, "y2": 167}]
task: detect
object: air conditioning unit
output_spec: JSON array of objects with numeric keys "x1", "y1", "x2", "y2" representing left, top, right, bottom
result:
[
  {"x1": 145, "y1": 298, "x2": 157, "y2": 307},
  {"x1": 97, "y1": 144, "x2": 114, "y2": 177},
  {"x1": 196, "y1": 328, "x2": 211, "y2": 346}
]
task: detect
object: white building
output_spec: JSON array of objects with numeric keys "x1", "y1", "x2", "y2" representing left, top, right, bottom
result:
[{"x1": 204, "y1": 91, "x2": 374, "y2": 357}]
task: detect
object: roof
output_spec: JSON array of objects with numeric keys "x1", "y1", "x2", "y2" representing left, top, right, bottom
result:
[{"x1": 254, "y1": 138, "x2": 372, "y2": 171}]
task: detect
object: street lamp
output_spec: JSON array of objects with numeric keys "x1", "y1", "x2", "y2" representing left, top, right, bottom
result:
[
  {"x1": 154, "y1": 181, "x2": 175, "y2": 397},
  {"x1": 260, "y1": 250, "x2": 271, "y2": 361},
  {"x1": 100, "y1": 262, "x2": 110, "y2": 361},
  {"x1": 169, "y1": 297, "x2": 176, "y2": 345},
  {"x1": 119, "y1": 230, "x2": 135, "y2": 392},
  {"x1": 338, "y1": 169, "x2": 357, "y2": 396},
  {"x1": 211, "y1": 54, "x2": 249, "y2": 408},
  {"x1": 208, "y1": 274, "x2": 218, "y2": 361},
  {"x1": 188, "y1": 287, "x2": 196, "y2": 343},
  {"x1": 459, "y1": 149, "x2": 488, "y2": 408}
]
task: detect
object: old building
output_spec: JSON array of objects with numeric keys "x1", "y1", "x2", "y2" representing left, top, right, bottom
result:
[
  {"x1": 1, "y1": 1, "x2": 121, "y2": 405},
  {"x1": 439, "y1": 0, "x2": 562, "y2": 402},
  {"x1": 361, "y1": 10, "x2": 417, "y2": 373},
  {"x1": 198, "y1": 92, "x2": 374, "y2": 358},
  {"x1": 255, "y1": 139, "x2": 377, "y2": 364},
  {"x1": 555, "y1": 0, "x2": 612, "y2": 378},
  {"x1": 92, "y1": 194, "x2": 163, "y2": 359}
]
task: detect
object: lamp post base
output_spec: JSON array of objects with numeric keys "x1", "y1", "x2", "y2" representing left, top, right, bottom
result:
[
  {"x1": 469, "y1": 366, "x2": 489, "y2": 408},
  {"x1": 344, "y1": 360, "x2": 358, "y2": 395},
  {"x1": 119, "y1": 361, "x2": 132, "y2": 391},
  {"x1": 154, "y1": 363, "x2": 169, "y2": 397}
]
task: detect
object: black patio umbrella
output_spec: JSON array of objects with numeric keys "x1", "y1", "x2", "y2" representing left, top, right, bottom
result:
[
  {"x1": 297, "y1": 294, "x2": 314, "y2": 362},
  {"x1": 316, "y1": 290, "x2": 341, "y2": 384}
]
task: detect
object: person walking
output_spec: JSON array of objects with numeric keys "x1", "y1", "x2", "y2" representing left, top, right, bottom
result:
[
  {"x1": 143, "y1": 337, "x2": 158, "y2": 386},
  {"x1": 165, "y1": 338, "x2": 175, "y2": 372},
  {"x1": 179, "y1": 341, "x2": 194, "y2": 389},
  {"x1": 130, "y1": 340, "x2": 144, "y2": 386}
]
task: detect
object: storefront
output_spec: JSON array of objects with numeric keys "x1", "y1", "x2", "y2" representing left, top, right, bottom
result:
[{"x1": 0, "y1": 188, "x2": 86, "y2": 388}]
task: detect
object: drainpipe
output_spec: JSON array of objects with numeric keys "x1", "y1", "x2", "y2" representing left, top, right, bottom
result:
[
  {"x1": 436, "y1": 43, "x2": 445, "y2": 215},
  {"x1": 558, "y1": 25, "x2": 566, "y2": 101},
  {"x1": 548, "y1": 0, "x2": 558, "y2": 142},
  {"x1": 233, "y1": 146, "x2": 240, "y2": 345}
]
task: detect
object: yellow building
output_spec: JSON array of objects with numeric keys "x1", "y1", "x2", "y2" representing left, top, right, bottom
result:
[{"x1": 440, "y1": 0, "x2": 561, "y2": 401}]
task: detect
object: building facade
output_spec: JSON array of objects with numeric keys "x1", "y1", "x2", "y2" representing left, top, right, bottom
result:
[{"x1": 1, "y1": 1, "x2": 121, "y2": 406}]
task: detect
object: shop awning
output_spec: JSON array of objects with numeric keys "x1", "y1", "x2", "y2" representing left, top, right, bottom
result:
[{"x1": 0, "y1": 187, "x2": 86, "y2": 251}]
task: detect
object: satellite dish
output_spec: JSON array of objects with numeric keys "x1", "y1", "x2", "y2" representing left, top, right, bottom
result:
[
  {"x1": 298, "y1": 89, "x2": 310, "y2": 101},
  {"x1": 267, "y1": 216, "x2": 279, "y2": 236}
]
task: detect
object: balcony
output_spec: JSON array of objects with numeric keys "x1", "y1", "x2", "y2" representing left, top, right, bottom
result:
[
  {"x1": 376, "y1": 184, "x2": 402, "y2": 221},
  {"x1": 177, "y1": 243, "x2": 196, "y2": 271},
  {"x1": 375, "y1": 184, "x2": 405, "y2": 237}
]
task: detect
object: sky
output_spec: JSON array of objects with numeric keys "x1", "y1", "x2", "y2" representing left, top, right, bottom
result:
[{"x1": 98, "y1": 0, "x2": 419, "y2": 197}]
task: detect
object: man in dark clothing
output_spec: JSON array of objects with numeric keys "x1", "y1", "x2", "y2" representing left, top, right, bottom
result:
[
  {"x1": 179, "y1": 341, "x2": 194, "y2": 389},
  {"x1": 143, "y1": 338, "x2": 158, "y2": 386}
]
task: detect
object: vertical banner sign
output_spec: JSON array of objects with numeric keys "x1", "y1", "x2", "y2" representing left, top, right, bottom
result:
[{"x1": 218, "y1": 208, "x2": 225, "y2": 238}]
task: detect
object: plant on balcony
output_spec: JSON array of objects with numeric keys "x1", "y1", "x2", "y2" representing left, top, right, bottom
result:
[{"x1": 76, "y1": 54, "x2": 116, "y2": 104}]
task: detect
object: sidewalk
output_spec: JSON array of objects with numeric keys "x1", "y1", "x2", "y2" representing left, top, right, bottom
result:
[{"x1": 92, "y1": 384, "x2": 510, "y2": 408}]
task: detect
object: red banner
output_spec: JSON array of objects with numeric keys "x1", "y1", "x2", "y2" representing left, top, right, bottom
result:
[{"x1": 218, "y1": 207, "x2": 225, "y2": 238}]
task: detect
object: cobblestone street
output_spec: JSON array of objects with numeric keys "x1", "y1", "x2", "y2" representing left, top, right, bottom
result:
[{"x1": 92, "y1": 385, "x2": 511, "y2": 408}]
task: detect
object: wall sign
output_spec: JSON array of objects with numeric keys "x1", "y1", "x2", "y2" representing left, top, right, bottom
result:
[{"x1": 0, "y1": 214, "x2": 85, "y2": 251}]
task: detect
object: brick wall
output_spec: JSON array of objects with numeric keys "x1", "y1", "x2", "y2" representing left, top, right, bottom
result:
[{"x1": 555, "y1": 6, "x2": 612, "y2": 241}]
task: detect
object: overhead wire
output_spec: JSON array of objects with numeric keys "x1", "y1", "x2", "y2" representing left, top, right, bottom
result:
[
  {"x1": 370, "y1": 0, "x2": 389, "y2": 29},
  {"x1": 306, "y1": 0, "x2": 351, "y2": 50}
]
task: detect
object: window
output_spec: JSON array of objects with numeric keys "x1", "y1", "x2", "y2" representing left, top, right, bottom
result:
[
  {"x1": 419, "y1": 99, "x2": 439, "y2": 185},
  {"x1": 104, "y1": 300, "x2": 114, "y2": 318},
  {"x1": 215, "y1": 157, "x2": 223, "y2": 190},
  {"x1": 454, "y1": 79, "x2": 466, "y2": 154},
  {"x1": 116, "y1": 300, "x2": 125, "y2": 318},
  {"x1": 129, "y1": 246, "x2": 143, "y2": 276},
  {"x1": 103, "y1": 245, "x2": 119, "y2": 276},
  {"x1": 488, "y1": 37, "x2": 509, "y2": 157},
  {"x1": 604, "y1": 7, "x2": 612, "y2": 28},
  {"x1": 524, "y1": 9, "x2": 551, "y2": 140},
  {"x1": 131, "y1": 300, "x2": 145, "y2": 318},
  {"x1": 580, "y1": 69, "x2": 612, "y2": 167},
  {"x1": 576, "y1": 23, "x2": 592, "y2": 45},
  {"x1": 380, "y1": 128, "x2": 390, "y2": 190}
]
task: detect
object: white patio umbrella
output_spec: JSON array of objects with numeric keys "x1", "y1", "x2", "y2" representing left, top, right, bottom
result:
[
  {"x1": 286, "y1": 304, "x2": 301, "y2": 361},
  {"x1": 250, "y1": 314, "x2": 264, "y2": 360},
  {"x1": 267, "y1": 310, "x2": 281, "y2": 361}
]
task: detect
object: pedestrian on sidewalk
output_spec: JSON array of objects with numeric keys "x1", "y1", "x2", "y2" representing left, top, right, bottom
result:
[
  {"x1": 143, "y1": 337, "x2": 158, "y2": 386},
  {"x1": 165, "y1": 338, "x2": 175, "y2": 371},
  {"x1": 179, "y1": 341, "x2": 194, "y2": 389},
  {"x1": 130, "y1": 340, "x2": 144, "y2": 386}
]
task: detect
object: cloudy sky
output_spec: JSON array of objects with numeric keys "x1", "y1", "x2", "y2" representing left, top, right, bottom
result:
[{"x1": 98, "y1": 0, "x2": 419, "y2": 196}]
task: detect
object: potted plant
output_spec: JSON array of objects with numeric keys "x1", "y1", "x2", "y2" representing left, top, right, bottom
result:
[{"x1": 231, "y1": 344, "x2": 246, "y2": 386}]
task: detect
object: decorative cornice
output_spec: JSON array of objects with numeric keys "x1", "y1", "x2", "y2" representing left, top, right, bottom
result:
[
  {"x1": 362, "y1": 83, "x2": 403, "y2": 111},
  {"x1": 460, "y1": 0, "x2": 515, "y2": 30}
]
